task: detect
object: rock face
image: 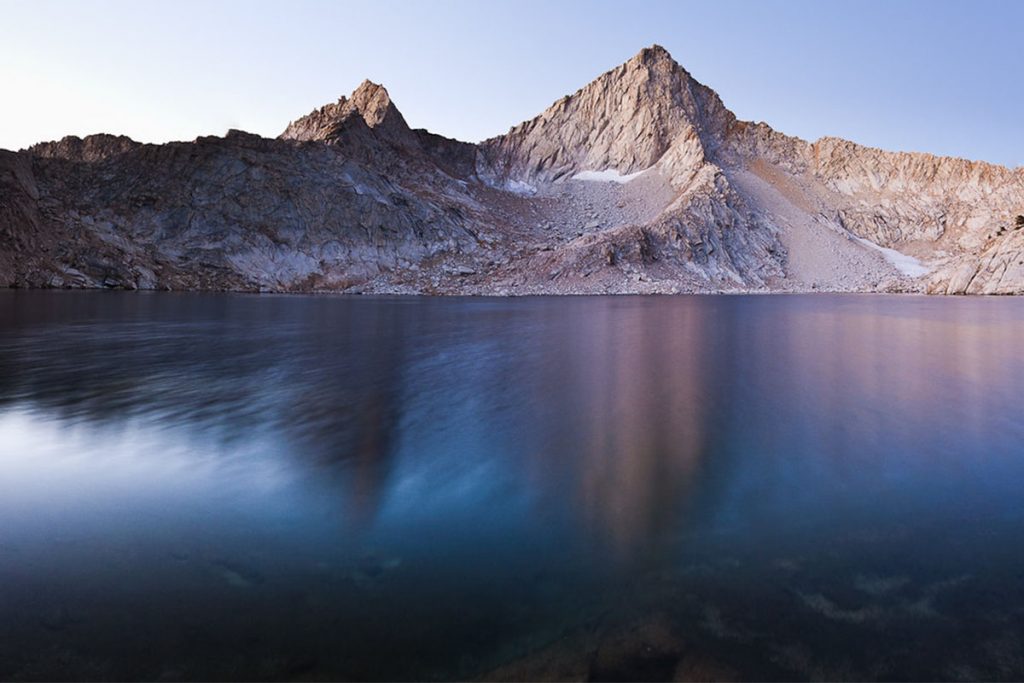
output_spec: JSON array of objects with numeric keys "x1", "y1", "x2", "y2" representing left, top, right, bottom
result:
[
  {"x1": 478, "y1": 45, "x2": 733, "y2": 184},
  {"x1": 1, "y1": 45, "x2": 1023, "y2": 294},
  {"x1": 281, "y1": 79, "x2": 421, "y2": 152}
]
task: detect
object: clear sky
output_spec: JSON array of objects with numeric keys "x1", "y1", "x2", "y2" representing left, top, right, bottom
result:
[{"x1": 2, "y1": 0, "x2": 1022, "y2": 166}]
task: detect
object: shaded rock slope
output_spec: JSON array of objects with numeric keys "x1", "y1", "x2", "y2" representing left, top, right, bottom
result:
[{"x1": 2, "y1": 46, "x2": 1023, "y2": 294}]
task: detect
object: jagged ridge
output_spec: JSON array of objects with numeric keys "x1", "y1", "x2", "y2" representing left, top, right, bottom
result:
[{"x1": 1, "y1": 45, "x2": 1023, "y2": 294}]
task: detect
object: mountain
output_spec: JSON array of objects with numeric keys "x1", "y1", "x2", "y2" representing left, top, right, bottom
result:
[
  {"x1": 479, "y1": 45, "x2": 733, "y2": 183},
  {"x1": 2, "y1": 45, "x2": 1023, "y2": 294}
]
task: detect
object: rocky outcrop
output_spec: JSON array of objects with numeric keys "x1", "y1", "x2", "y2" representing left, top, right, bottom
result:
[
  {"x1": 28, "y1": 134, "x2": 141, "y2": 162},
  {"x1": 281, "y1": 80, "x2": 422, "y2": 153},
  {"x1": 928, "y1": 223, "x2": 1024, "y2": 294},
  {"x1": 1, "y1": 45, "x2": 1022, "y2": 294}
]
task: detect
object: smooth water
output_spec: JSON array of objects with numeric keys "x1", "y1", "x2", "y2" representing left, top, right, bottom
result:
[{"x1": 1, "y1": 292, "x2": 1023, "y2": 681}]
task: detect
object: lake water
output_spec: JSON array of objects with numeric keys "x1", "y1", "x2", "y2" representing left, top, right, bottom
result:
[{"x1": 1, "y1": 292, "x2": 1023, "y2": 680}]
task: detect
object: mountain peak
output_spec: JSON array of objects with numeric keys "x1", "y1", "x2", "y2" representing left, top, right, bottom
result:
[
  {"x1": 479, "y1": 44, "x2": 733, "y2": 183},
  {"x1": 618, "y1": 44, "x2": 693, "y2": 87},
  {"x1": 280, "y1": 79, "x2": 413, "y2": 146},
  {"x1": 630, "y1": 44, "x2": 675, "y2": 66},
  {"x1": 348, "y1": 80, "x2": 395, "y2": 128}
]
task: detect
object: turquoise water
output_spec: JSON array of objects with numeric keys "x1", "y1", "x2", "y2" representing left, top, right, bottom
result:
[{"x1": 1, "y1": 292, "x2": 1023, "y2": 680}]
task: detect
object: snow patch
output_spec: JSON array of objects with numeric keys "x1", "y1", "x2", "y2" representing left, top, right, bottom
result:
[
  {"x1": 853, "y1": 236, "x2": 930, "y2": 277},
  {"x1": 506, "y1": 180, "x2": 537, "y2": 196},
  {"x1": 572, "y1": 168, "x2": 648, "y2": 184}
]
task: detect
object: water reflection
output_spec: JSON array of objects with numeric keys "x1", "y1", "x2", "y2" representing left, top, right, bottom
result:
[
  {"x1": 533, "y1": 300, "x2": 720, "y2": 558},
  {"x1": 1, "y1": 292, "x2": 1024, "y2": 680}
]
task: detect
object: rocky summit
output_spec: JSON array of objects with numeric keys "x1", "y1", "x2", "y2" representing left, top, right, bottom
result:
[{"x1": 3, "y1": 45, "x2": 1023, "y2": 294}]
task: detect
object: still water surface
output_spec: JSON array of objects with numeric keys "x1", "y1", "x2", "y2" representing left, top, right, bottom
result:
[{"x1": 1, "y1": 292, "x2": 1023, "y2": 680}]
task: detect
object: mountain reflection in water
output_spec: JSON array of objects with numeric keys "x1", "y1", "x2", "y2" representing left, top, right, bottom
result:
[{"x1": 1, "y1": 292, "x2": 1023, "y2": 681}]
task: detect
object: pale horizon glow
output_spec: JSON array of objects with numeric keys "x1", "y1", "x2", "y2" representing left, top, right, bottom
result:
[{"x1": 2, "y1": 0, "x2": 1022, "y2": 167}]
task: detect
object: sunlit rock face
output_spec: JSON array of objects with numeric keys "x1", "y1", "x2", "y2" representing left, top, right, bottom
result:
[
  {"x1": 2, "y1": 45, "x2": 1023, "y2": 294},
  {"x1": 476, "y1": 45, "x2": 733, "y2": 184}
]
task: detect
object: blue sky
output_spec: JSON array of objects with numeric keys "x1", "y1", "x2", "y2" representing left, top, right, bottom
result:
[{"x1": 2, "y1": 0, "x2": 1022, "y2": 166}]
